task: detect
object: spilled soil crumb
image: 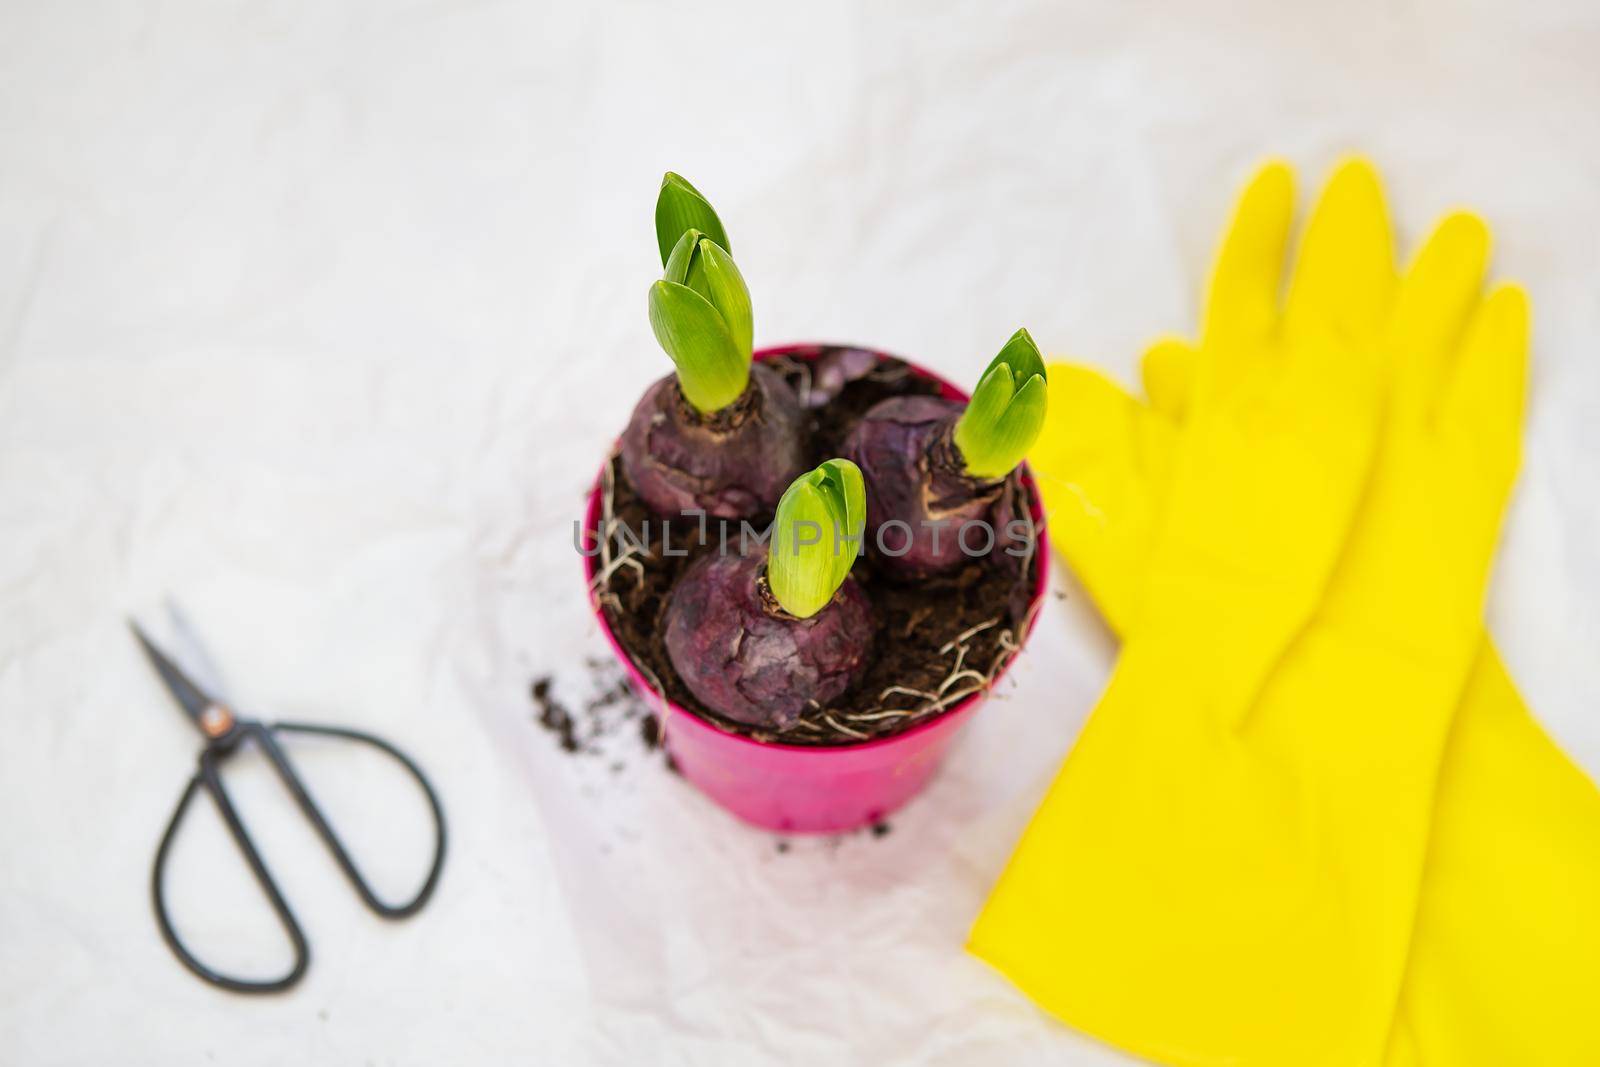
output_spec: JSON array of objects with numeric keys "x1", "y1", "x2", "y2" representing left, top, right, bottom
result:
[
  {"x1": 531, "y1": 676, "x2": 581, "y2": 753},
  {"x1": 530, "y1": 658, "x2": 656, "y2": 760}
]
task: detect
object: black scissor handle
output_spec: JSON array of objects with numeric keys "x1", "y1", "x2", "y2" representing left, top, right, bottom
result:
[
  {"x1": 151, "y1": 757, "x2": 310, "y2": 993},
  {"x1": 150, "y1": 721, "x2": 448, "y2": 994},
  {"x1": 266, "y1": 722, "x2": 448, "y2": 918}
]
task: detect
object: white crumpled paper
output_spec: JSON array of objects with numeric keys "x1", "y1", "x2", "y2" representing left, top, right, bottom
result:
[{"x1": 2, "y1": 1, "x2": 1596, "y2": 1064}]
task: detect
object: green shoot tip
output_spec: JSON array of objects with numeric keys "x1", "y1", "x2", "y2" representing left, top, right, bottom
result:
[
  {"x1": 952, "y1": 328, "x2": 1049, "y2": 480},
  {"x1": 768, "y1": 459, "x2": 865, "y2": 618},
  {"x1": 649, "y1": 229, "x2": 753, "y2": 414},
  {"x1": 655, "y1": 172, "x2": 730, "y2": 266}
]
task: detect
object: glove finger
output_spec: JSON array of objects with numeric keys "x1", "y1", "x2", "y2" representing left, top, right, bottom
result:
[
  {"x1": 1202, "y1": 161, "x2": 1295, "y2": 370},
  {"x1": 1391, "y1": 212, "x2": 1492, "y2": 419},
  {"x1": 1140, "y1": 337, "x2": 1197, "y2": 424},
  {"x1": 1283, "y1": 158, "x2": 1397, "y2": 349},
  {"x1": 1031, "y1": 362, "x2": 1170, "y2": 636},
  {"x1": 1436, "y1": 283, "x2": 1530, "y2": 486},
  {"x1": 1145, "y1": 340, "x2": 1196, "y2": 428}
]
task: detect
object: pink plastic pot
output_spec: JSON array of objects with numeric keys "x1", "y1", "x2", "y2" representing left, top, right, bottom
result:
[{"x1": 583, "y1": 344, "x2": 1050, "y2": 833}]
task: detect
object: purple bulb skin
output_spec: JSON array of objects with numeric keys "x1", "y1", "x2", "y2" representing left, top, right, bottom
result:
[
  {"x1": 842, "y1": 394, "x2": 1019, "y2": 580},
  {"x1": 620, "y1": 363, "x2": 807, "y2": 520},
  {"x1": 663, "y1": 546, "x2": 873, "y2": 732}
]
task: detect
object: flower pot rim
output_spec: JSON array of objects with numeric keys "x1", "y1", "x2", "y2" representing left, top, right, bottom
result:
[{"x1": 583, "y1": 341, "x2": 1051, "y2": 755}]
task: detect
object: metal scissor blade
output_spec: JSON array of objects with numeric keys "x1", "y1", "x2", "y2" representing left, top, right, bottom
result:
[
  {"x1": 163, "y1": 599, "x2": 230, "y2": 703},
  {"x1": 129, "y1": 620, "x2": 218, "y2": 730}
]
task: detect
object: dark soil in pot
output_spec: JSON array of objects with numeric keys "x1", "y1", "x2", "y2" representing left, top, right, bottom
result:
[{"x1": 588, "y1": 347, "x2": 1041, "y2": 747}]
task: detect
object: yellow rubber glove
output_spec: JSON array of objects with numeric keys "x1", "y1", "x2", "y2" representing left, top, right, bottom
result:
[
  {"x1": 1033, "y1": 301, "x2": 1600, "y2": 1061},
  {"x1": 971, "y1": 160, "x2": 1529, "y2": 1066}
]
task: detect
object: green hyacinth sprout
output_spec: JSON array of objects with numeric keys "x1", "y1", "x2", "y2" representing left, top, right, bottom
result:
[
  {"x1": 654, "y1": 172, "x2": 730, "y2": 265},
  {"x1": 768, "y1": 459, "x2": 866, "y2": 618},
  {"x1": 647, "y1": 175, "x2": 753, "y2": 414},
  {"x1": 952, "y1": 328, "x2": 1049, "y2": 480}
]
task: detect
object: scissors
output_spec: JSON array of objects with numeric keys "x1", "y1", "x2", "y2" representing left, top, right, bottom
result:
[{"x1": 131, "y1": 615, "x2": 447, "y2": 994}]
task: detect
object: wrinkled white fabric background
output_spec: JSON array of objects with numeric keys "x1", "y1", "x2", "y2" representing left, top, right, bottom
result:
[{"x1": 2, "y1": 1, "x2": 1596, "y2": 1064}]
